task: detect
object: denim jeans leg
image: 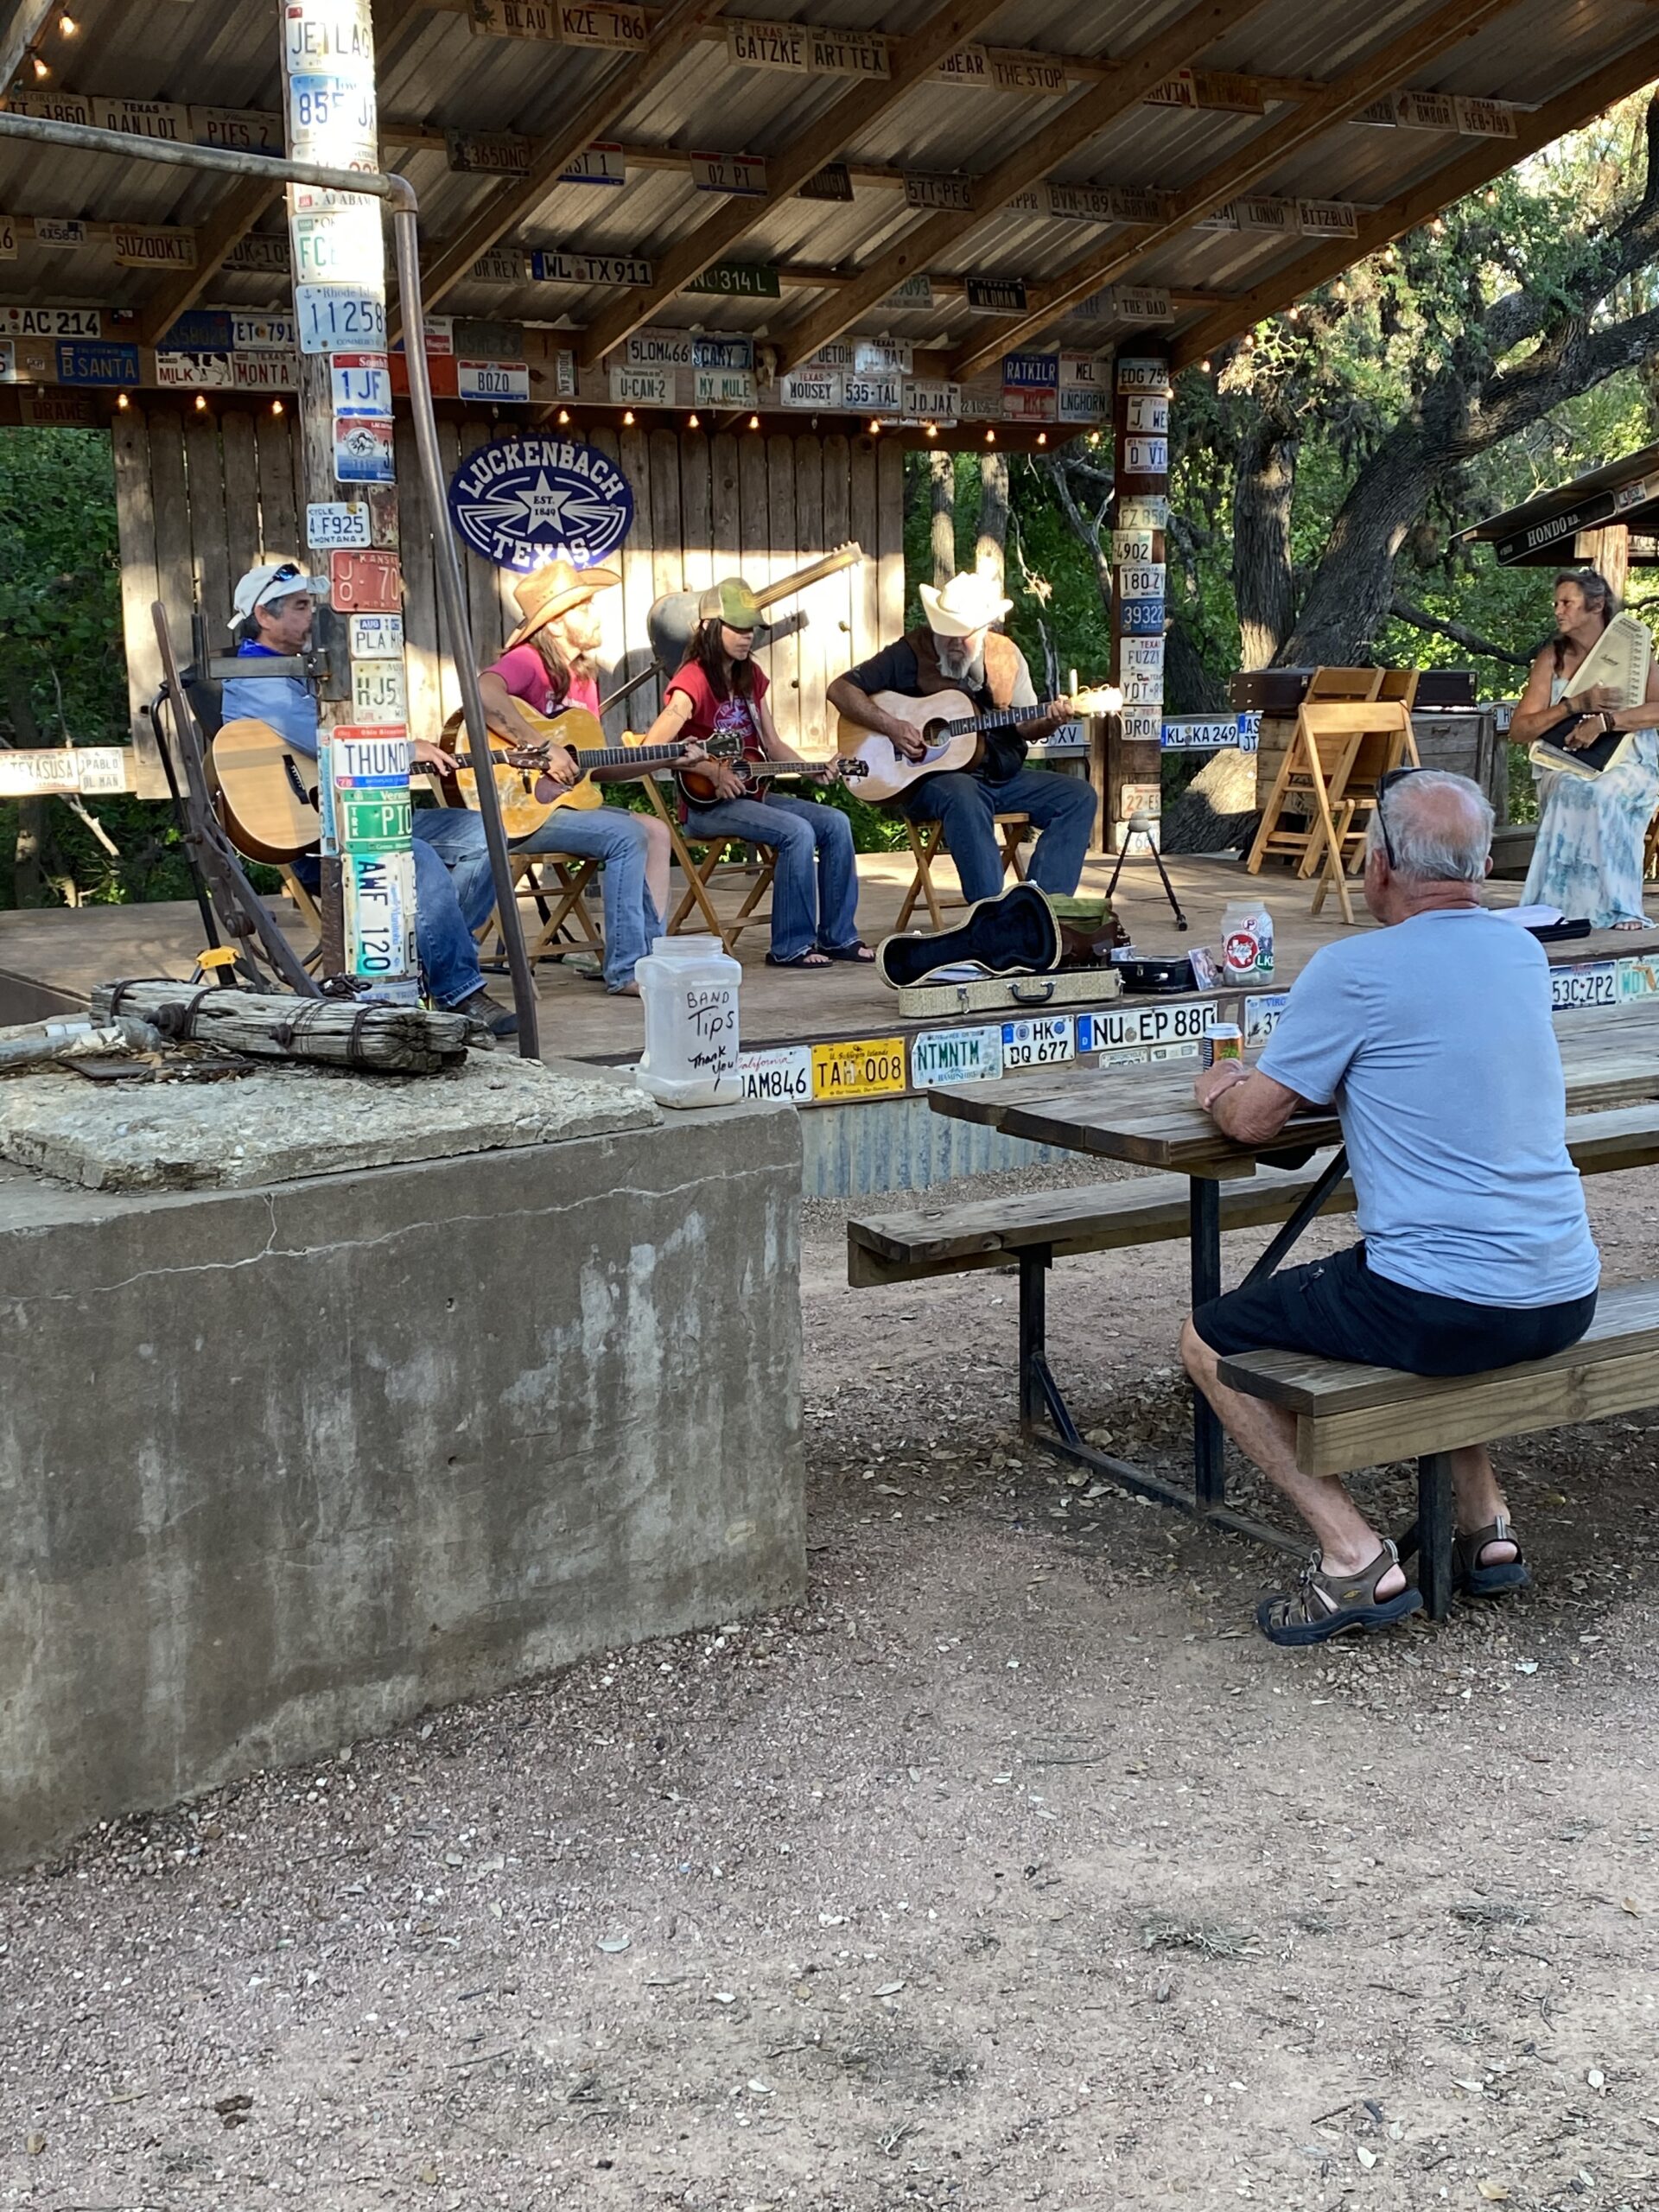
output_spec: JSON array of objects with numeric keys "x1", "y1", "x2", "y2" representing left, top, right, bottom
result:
[
  {"x1": 988, "y1": 766, "x2": 1098, "y2": 896},
  {"x1": 513, "y1": 805, "x2": 659, "y2": 989},
  {"x1": 763, "y1": 793, "x2": 860, "y2": 948},
  {"x1": 683, "y1": 795, "x2": 817, "y2": 960},
  {"x1": 899, "y1": 771, "x2": 1002, "y2": 904},
  {"x1": 410, "y1": 835, "x2": 486, "y2": 1007},
  {"x1": 412, "y1": 805, "x2": 496, "y2": 934}
]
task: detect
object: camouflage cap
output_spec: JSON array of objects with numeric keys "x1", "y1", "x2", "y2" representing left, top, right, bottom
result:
[{"x1": 698, "y1": 577, "x2": 761, "y2": 630}]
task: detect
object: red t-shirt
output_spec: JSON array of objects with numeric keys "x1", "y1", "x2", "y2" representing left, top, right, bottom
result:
[
  {"x1": 486, "y1": 642, "x2": 601, "y2": 721},
  {"x1": 667, "y1": 660, "x2": 769, "y2": 764}
]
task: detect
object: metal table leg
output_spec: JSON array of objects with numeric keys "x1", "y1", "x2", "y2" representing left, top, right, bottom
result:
[{"x1": 1190, "y1": 1176, "x2": 1225, "y2": 1506}]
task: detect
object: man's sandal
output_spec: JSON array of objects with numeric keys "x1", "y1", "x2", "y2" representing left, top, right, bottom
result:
[
  {"x1": 1452, "y1": 1516, "x2": 1530, "y2": 1598},
  {"x1": 1257, "y1": 1540, "x2": 1424, "y2": 1647}
]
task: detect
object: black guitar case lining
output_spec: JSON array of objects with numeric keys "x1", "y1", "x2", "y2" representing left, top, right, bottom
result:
[{"x1": 876, "y1": 882, "x2": 1061, "y2": 991}]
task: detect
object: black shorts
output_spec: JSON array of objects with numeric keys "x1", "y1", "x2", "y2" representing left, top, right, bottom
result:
[{"x1": 1192, "y1": 1242, "x2": 1598, "y2": 1376}]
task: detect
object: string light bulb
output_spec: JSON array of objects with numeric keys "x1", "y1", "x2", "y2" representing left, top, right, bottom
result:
[
  {"x1": 1198, "y1": 357, "x2": 1211, "y2": 373},
  {"x1": 924, "y1": 421, "x2": 938, "y2": 439},
  {"x1": 747, "y1": 413, "x2": 760, "y2": 430},
  {"x1": 270, "y1": 397, "x2": 283, "y2": 416},
  {"x1": 31, "y1": 53, "x2": 48, "y2": 77},
  {"x1": 556, "y1": 407, "x2": 569, "y2": 424},
  {"x1": 687, "y1": 410, "x2": 700, "y2": 429},
  {"x1": 984, "y1": 429, "x2": 996, "y2": 445},
  {"x1": 1036, "y1": 431, "x2": 1047, "y2": 446},
  {"x1": 868, "y1": 418, "x2": 880, "y2": 435},
  {"x1": 621, "y1": 409, "x2": 635, "y2": 425},
  {"x1": 58, "y1": 12, "x2": 78, "y2": 33},
  {"x1": 116, "y1": 391, "x2": 130, "y2": 410},
  {"x1": 194, "y1": 393, "x2": 208, "y2": 411}
]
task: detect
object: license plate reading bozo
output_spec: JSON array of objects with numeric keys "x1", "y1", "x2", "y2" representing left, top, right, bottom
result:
[
  {"x1": 1551, "y1": 961, "x2": 1618, "y2": 1013},
  {"x1": 1001, "y1": 1014, "x2": 1073, "y2": 1068}
]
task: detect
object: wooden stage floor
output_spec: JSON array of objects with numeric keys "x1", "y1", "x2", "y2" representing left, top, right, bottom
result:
[{"x1": 3, "y1": 850, "x2": 1656, "y2": 1065}]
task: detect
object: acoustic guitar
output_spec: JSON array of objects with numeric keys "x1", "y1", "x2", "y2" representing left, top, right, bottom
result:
[
  {"x1": 677, "y1": 753, "x2": 870, "y2": 805},
  {"x1": 836, "y1": 689, "x2": 1078, "y2": 804},
  {"x1": 441, "y1": 703, "x2": 721, "y2": 839},
  {"x1": 212, "y1": 715, "x2": 322, "y2": 864},
  {"x1": 646, "y1": 542, "x2": 864, "y2": 672}
]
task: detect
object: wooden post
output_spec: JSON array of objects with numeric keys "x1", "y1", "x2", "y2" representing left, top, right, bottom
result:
[
  {"x1": 280, "y1": 0, "x2": 417, "y2": 1000},
  {"x1": 1105, "y1": 347, "x2": 1171, "y2": 856},
  {"x1": 1577, "y1": 522, "x2": 1630, "y2": 606}
]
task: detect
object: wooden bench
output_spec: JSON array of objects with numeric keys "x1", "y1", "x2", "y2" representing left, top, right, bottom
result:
[
  {"x1": 848, "y1": 1104, "x2": 1659, "y2": 1542},
  {"x1": 1218, "y1": 1279, "x2": 1659, "y2": 1620}
]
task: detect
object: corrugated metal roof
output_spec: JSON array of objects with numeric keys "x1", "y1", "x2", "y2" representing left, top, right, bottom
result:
[{"x1": 0, "y1": 0, "x2": 1652, "y2": 371}]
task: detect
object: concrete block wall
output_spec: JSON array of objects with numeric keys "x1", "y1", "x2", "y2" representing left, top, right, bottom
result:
[{"x1": 0, "y1": 1102, "x2": 804, "y2": 1867}]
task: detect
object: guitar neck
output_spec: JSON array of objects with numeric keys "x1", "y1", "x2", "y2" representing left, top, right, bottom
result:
[
  {"x1": 752, "y1": 542, "x2": 864, "y2": 612},
  {"x1": 570, "y1": 742, "x2": 684, "y2": 774},
  {"x1": 940, "y1": 702, "x2": 1061, "y2": 740}
]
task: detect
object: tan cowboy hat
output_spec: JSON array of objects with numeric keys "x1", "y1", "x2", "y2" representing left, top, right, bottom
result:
[
  {"x1": 504, "y1": 556, "x2": 620, "y2": 650},
  {"x1": 919, "y1": 569, "x2": 1012, "y2": 639}
]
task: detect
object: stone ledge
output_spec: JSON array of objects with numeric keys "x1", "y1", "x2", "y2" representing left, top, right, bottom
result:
[{"x1": 0, "y1": 1048, "x2": 662, "y2": 1192}]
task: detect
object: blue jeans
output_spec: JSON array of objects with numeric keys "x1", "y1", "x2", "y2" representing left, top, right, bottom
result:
[
  {"x1": 512, "y1": 804, "x2": 661, "y2": 990},
  {"x1": 294, "y1": 813, "x2": 487, "y2": 1008},
  {"x1": 683, "y1": 792, "x2": 860, "y2": 962},
  {"x1": 895, "y1": 766, "x2": 1098, "y2": 906}
]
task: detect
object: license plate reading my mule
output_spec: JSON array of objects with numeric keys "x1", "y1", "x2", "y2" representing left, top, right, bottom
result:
[{"x1": 1001, "y1": 1014, "x2": 1074, "y2": 1067}]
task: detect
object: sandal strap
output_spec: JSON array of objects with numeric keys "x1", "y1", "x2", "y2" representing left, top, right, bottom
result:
[
  {"x1": 1266, "y1": 1540, "x2": 1404, "y2": 1629},
  {"x1": 1454, "y1": 1516, "x2": 1524, "y2": 1570}
]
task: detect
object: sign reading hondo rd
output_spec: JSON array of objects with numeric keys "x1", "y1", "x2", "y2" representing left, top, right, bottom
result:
[{"x1": 447, "y1": 434, "x2": 635, "y2": 572}]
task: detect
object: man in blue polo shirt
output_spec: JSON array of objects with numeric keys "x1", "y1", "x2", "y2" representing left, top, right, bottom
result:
[
  {"x1": 1179, "y1": 770, "x2": 1599, "y2": 1646},
  {"x1": 221, "y1": 563, "x2": 515, "y2": 1034}
]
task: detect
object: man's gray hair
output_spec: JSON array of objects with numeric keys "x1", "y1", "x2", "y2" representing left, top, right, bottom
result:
[{"x1": 1368, "y1": 768, "x2": 1493, "y2": 881}]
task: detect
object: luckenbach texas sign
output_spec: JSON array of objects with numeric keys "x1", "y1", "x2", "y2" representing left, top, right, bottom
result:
[{"x1": 447, "y1": 435, "x2": 635, "y2": 572}]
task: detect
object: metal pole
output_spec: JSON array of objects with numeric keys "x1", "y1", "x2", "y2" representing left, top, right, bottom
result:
[
  {"x1": 0, "y1": 108, "x2": 540, "y2": 1055},
  {"x1": 390, "y1": 190, "x2": 538, "y2": 1058}
]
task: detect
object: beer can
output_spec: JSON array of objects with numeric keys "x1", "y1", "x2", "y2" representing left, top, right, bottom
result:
[{"x1": 1201, "y1": 1023, "x2": 1243, "y2": 1069}]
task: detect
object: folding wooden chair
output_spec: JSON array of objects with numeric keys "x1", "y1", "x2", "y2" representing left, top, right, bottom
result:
[
  {"x1": 1304, "y1": 667, "x2": 1386, "y2": 702},
  {"x1": 1247, "y1": 700, "x2": 1420, "y2": 924},
  {"x1": 510, "y1": 850, "x2": 605, "y2": 967},
  {"x1": 896, "y1": 811, "x2": 1033, "y2": 931}
]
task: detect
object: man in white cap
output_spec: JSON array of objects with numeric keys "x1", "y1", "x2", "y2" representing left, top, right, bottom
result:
[
  {"x1": 827, "y1": 569, "x2": 1096, "y2": 904},
  {"x1": 220, "y1": 562, "x2": 515, "y2": 1033}
]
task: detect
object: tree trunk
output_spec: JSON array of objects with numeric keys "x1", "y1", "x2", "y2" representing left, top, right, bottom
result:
[
  {"x1": 1279, "y1": 431, "x2": 1439, "y2": 665},
  {"x1": 3, "y1": 666, "x2": 46, "y2": 906},
  {"x1": 1232, "y1": 412, "x2": 1299, "y2": 671},
  {"x1": 976, "y1": 451, "x2": 1009, "y2": 589},
  {"x1": 928, "y1": 449, "x2": 957, "y2": 588}
]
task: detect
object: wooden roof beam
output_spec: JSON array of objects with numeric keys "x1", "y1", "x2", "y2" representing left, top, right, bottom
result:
[
  {"x1": 575, "y1": 0, "x2": 1007, "y2": 369},
  {"x1": 948, "y1": 0, "x2": 1528, "y2": 378},
  {"x1": 1167, "y1": 28, "x2": 1659, "y2": 372},
  {"x1": 776, "y1": 0, "x2": 1270, "y2": 375},
  {"x1": 136, "y1": 175, "x2": 282, "y2": 347},
  {"x1": 416, "y1": 0, "x2": 733, "y2": 315}
]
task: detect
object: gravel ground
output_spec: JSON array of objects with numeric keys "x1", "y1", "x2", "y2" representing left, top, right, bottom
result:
[{"x1": 3, "y1": 1168, "x2": 1657, "y2": 2210}]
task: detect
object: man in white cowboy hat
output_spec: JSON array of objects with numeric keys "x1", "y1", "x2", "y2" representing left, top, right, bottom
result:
[
  {"x1": 828, "y1": 569, "x2": 1096, "y2": 905},
  {"x1": 478, "y1": 557, "x2": 699, "y2": 995},
  {"x1": 220, "y1": 561, "x2": 516, "y2": 1033}
]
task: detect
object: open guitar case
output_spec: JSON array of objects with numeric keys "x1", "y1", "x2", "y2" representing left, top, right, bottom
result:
[{"x1": 876, "y1": 882, "x2": 1063, "y2": 989}]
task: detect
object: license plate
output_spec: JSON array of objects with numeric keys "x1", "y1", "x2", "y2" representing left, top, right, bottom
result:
[
  {"x1": 329, "y1": 550, "x2": 402, "y2": 611},
  {"x1": 1001, "y1": 1014, "x2": 1074, "y2": 1068},
  {"x1": 349, "y1": 612, "x2": 404, "y2": 658},
  {"x1": 909, "y1": 1024, "x2": 1003, "y2": 1087},
  {"x1": 351, "y1": 660, "x2": 407, "y2": 722},
  {"x1": 810, "y1": 1036, "x2": 906, "y2": 1101},
  {"x1": 739, "y1": 1044, "x2": 810, "y2": 1103},
  {"x1": 1079, "y1": 1002, "x2": 1217, "y2": 1053},
  {"x1": 330, "y1": 351, "x2": 392, "y2": 416},
  {"x1": 1243, "y1": 991, "x2": 1289, "y2": 1045},
  {"x1": 1618, "y1": 953, "x2": 1659, "y2": 1002},
  {"x1": 1551, "y1": 961, "x2": 1618, "y2": 1013},
  {"x1": 306, "y1": 499, "x2": 371, "y2": 549},
  {"x1": 343, "y1": 846, "x2": 416, "y2": 979},
  {"x1": 296, "y1": 284, "x2": 386, "y2": 355}
]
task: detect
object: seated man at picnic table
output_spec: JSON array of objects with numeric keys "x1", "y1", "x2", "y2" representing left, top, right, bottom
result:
[{"x1": 1179, "y1": 770, "x2": 1600, "y2": 1648}]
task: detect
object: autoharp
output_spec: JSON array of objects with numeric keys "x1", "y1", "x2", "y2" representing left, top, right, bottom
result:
[{"x1": 1529, "y1": 611, "x2": 1654, "y2": 780}]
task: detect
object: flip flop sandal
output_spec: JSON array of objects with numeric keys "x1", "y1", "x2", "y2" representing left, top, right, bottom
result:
[
  {"x1": 819, "y1": 941, "x2": 875, "y2": 963},
  {"x1": 1452, "y1": 1516, "x2": 1530, "y2": 1597},
  {"x1": 1256, "y1": 1539, "x2": 1424, "y2": 1647},
  {"x1": 765, "y1": 950, "x2": 832, "y2": 969}
]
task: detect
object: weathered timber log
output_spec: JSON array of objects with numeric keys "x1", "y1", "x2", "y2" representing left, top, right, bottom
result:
[
  {"x1": 92, "y1": 981, "x2": 478, "y2": 1074},
  {"x1": 0, "y1": 1016, "x2": 165, "y2": 1075}
]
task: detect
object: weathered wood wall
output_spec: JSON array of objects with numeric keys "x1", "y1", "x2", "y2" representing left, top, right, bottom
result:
[{"x1": 114, "y1": 405, "x2": 906, "y2": 792}]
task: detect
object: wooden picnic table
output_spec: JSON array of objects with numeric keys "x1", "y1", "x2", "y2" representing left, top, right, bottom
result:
[{"x1": 925, "y1": 997, "x2": 1659, "y2": 1535}]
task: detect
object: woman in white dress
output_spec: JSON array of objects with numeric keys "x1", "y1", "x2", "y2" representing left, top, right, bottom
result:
[{"x1": 1510, "y1": 569, "x2": 1659, "y2": 930}]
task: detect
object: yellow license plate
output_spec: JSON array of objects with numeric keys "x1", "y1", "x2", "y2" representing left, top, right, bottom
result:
[{"x1": 810, "y1": 1035, "x2": 907, "y2": 1101}]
